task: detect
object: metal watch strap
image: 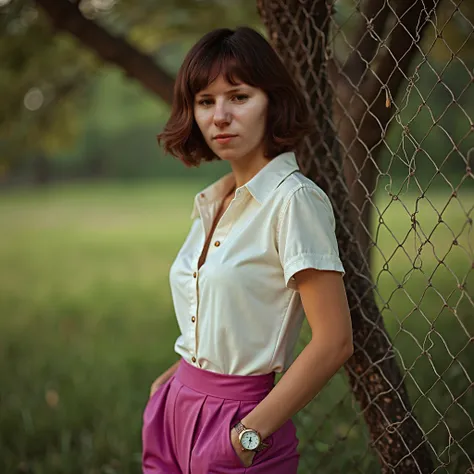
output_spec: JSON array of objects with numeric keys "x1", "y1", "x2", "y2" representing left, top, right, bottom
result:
[{"x1": 233, "y1": 421, "x2": 269, "y2": 452}]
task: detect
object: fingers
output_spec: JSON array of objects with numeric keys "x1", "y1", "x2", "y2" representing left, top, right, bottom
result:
[
  {"x1": 149, "y1": 376, "x2": 167, "y2": 398},
  {"x1": 149, "y1": 381, "x2": 160, "y2": 398}
]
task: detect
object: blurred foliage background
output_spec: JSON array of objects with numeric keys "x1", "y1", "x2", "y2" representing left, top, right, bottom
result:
[
  {"x1": 0, "y1": 0, "x2": 473, "y2": 473},
  {"x1": 0, "y1": 0, "x2": 262, "y2": 184},
  {"x1": 0, "y1": 0, "x2": 472, "y2": 187}
]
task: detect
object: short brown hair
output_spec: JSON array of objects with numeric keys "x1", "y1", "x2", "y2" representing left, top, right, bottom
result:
[{"x1": 158, "y1": 26, "x2": 311, "y2": 167}]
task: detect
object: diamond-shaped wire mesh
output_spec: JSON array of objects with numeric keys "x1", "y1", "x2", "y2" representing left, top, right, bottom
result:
[{"x1": 259, "y1": 0, "x2": 473, "y2": 472}]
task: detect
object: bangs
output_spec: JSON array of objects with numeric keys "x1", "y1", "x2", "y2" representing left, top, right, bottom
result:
[{"x1": 188, "y1": 46, "x2": 255, "y2": 95}]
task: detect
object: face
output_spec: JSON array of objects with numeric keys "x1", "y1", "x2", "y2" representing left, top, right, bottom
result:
[{"x1": 193, "y1": 74, "x2": 269, "y2": 163}]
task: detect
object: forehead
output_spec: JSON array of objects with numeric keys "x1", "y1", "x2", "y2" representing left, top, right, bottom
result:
[
  {"x1": 188, "y1": 52, "x2": 261, "y2": 97},
  {"x1": 197, "y1": 75, "x2": 253, "y2": 95}
]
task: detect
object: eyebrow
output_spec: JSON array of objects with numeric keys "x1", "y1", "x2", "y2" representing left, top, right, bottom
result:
[{"x1": 196, "y1": 87, "x2": 248, "y2": 98}]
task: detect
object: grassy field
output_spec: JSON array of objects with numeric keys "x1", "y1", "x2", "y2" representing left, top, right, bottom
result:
[{"x1": 0, "y1": 181, "x2": 472, "y2": 474}]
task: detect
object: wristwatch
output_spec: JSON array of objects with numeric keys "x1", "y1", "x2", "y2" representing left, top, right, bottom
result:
[{"x1": 233, "y1": 421, "x2": 269, "y2": 452}]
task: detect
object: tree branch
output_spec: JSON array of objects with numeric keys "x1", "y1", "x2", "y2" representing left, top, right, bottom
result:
[{"x1": 35, "y1": 0, "x2": 175, "y2": 105}]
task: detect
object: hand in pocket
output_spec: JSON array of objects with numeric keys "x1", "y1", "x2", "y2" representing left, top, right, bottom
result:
[{"x1": 229, "y1": 427, "x2": 256, "y2": 468}]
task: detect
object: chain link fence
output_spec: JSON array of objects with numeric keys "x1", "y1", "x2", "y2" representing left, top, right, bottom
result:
[{"x1": 258, "y1": 0, "x2": 473, "y2": 472}]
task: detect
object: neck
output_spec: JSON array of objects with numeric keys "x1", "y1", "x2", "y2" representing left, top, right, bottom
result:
[{"x1": 230, "y1": 150, "x2": 272, "y2": 189}]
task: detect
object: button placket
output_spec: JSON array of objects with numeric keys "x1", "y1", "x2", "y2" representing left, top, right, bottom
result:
[
  {"x1": 186, "y1": 250, "x2": 200, "y2": 365},
  {"x1": 208, "y1": 209, "x2": 235, "y2": 254},
  {"x1": 189, "y1": 191, "x2": 239, "y2": 368},
  {"x1": 192, "y1": 250, "x2": 202, "y2": 365},
  {"x1": 209, "y1": 223, "x2": 231, "y2": 251},
  {"x1": 211, "y1": 191, "x2": 244, "y2": 248}
]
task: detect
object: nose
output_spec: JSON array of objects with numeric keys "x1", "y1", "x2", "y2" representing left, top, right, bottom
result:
[{"x1": 213, "y1": 99, "x2": 231, "y2": 127}]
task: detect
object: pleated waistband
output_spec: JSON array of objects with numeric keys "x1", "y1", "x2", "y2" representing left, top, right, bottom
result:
[{"x1": 175, "y1": 358, "x2": 275, "y2": 401}]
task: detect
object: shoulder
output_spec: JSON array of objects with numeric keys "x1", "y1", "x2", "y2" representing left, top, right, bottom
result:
[{"x1": 276, "y1": 171, "x2": 332, "y2": 213}]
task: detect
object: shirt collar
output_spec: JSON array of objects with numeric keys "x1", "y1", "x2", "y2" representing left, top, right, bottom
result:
[
  {"x1": 245, "y1": 151, "x2": 299, "y2": 204},
  {"x1": 191, "y1": 151, "x2": 299, "y2": 219}
]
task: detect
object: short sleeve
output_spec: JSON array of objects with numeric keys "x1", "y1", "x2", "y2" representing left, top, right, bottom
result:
[{"x1": 277, "y1": 185, "x2": 345, "y2": 290}]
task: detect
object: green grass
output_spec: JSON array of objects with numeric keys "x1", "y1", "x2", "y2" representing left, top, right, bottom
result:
[
  {"x1": 0, "y1": 181, "x2": 472, "y2": 474},
  {"x1": 0, "y1": 181, "x2": 203, "y2": 474}
]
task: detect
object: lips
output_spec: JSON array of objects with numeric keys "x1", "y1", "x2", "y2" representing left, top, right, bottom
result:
[
  {"x1": 213, "y1": 134, "x2": 237, "y2": 139},
  {"x1": 213, "y1": 134, "x2": 237, "y2": 145}
]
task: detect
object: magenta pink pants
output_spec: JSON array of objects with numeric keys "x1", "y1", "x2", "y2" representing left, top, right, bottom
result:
[{"x1": 142, "y1": 358, "x2": 299, "y2": 473}]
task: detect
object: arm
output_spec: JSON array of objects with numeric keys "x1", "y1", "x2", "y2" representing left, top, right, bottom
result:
[{"x1": 232, "y1": 268, "x2": 353, "y2": 464}]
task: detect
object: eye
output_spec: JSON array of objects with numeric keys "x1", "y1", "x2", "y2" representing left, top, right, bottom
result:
[
  {"x1": 197, "y1": 98, "x2": 213, "y2": 107},
  {"x1": 232, "y1": 94, "x2": 249, "y2": 102}
]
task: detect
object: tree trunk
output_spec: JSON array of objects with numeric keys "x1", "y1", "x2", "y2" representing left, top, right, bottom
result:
[{"x1": 257, "y1": 0, "x2": 435, "y2": 472}]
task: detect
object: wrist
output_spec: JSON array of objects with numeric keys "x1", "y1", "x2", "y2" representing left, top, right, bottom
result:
[{"x1": 238, "y1": 417, "x2": 271, "y2": 443}]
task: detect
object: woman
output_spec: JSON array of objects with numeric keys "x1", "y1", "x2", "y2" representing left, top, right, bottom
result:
[{"x1": 142, "y1": 26, "x2": 353, "y2": 474}]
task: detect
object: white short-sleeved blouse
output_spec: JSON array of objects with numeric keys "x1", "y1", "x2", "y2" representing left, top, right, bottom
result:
[{"x1": 169, "y1": 151, "x2": 345, "y2": 375}]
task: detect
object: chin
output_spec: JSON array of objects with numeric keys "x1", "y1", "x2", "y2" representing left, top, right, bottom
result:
[{"x1": 214, "y1": 150, "x2": 241, "y2": 162}]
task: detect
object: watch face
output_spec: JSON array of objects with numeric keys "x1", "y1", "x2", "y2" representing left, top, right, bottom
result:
[{"x1": 240, "y1": 430, "x2": 261, "y2": 450}]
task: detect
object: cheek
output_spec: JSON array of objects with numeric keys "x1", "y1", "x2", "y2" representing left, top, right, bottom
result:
[
  {"x1": 240, "y1": 102, "x2": 267, "y2": 127},
  {"x1": 193, "y1": 113, "x2": 202, "y2": 131},
  {"x1": 193, "y1": 110, "x2": 209, "y2": 131},
  {"x1": 241, "y1": 111, "x2": 266, "y2": 142}
]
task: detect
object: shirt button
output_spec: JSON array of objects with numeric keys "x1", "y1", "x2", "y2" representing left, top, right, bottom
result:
[
  {"x1": 193, "y1": 271, "x2": 197, "y2": 278},
  {"x1": 214, "y1": 241, "x2": 221, "y2": 247},
  {"x1": 191, "y1": 316, "x2": 196, "y2": 323},
  {"x1": 200, "y1": 193, "x2": 205, "y2": 198},
  {"x1": 192, "y1": 356, "x2": 196, "y2": 363}
]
